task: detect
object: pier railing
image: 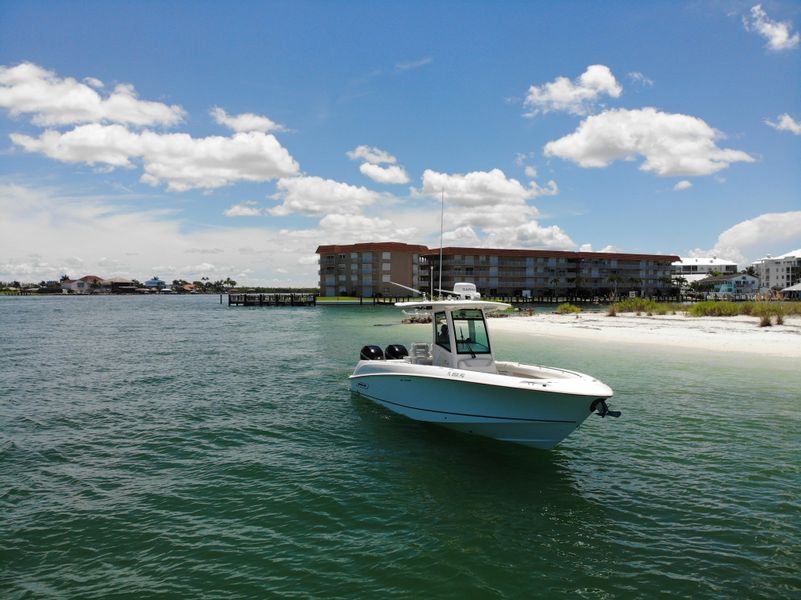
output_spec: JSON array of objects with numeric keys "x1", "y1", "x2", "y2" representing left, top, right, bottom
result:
[{"x1": 227, "y1": 293, "x2": 316, "y2": 306}]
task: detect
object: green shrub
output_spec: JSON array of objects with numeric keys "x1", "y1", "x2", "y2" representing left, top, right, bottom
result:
[
  {"x1": 554, "y1": 303, "x2": 582, "y2": 314},
  {"x1": 686, "y1": 301, "x2": 742, "y2": 317},
  {"x1": 612, "y1": 298, "x2": 674, "y2": 315},
  {"x1": 686, "y1": 301, "x2": 801, "y2": 319}
]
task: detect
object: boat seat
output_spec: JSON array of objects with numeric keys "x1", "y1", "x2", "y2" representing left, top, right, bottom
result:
[
  {"x1": 410, "y1": 342, "x2": 430, "y2": 356},
  {"x1": 409, "y1": 342, "x2": 432, "y2": 364}
]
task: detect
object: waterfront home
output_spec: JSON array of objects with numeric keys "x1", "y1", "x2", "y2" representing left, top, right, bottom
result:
[
  {"x1": 144, "y1": 276, "x2": 166, "y2": 291},
  {"x1": 671, "y1": 257, "x2": 738, "y2": 284},
  {"x1": 102, "y1": 277, "x2": 136, "y2": 294},
  {"x1": 696, "y1": 273, "x2": 759, "y2": 299},
  {"x1": 61, "y1": 275, "x2": 104, "y2": 294},
  {"x1": 781, "y1": 283, "x2": 801, "y2": 300}
]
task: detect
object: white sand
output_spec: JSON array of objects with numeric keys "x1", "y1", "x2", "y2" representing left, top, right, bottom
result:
[{"x1": 489, "y1": 312, "x2": 801, "y2": 358}]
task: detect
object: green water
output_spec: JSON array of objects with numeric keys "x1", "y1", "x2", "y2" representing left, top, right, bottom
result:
[{"x1": 1, "y1": 296, "x2": 799, "y2": 598}]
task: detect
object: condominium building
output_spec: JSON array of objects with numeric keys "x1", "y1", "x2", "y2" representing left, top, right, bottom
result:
[
  {"x1": 751, "y1": 249, "x2": 801, "y2": 291},
  {"x1": 316, "y1": 242, "x2": 679, "y2": 298},
  {"x1": 316, "y1": 242, "x2": 427, "y2": 297},
  {"x1": 419, "y1": 247, "x2": 678, "y2": 298},
  {"x1": 671, "y1": 257, "x2": 738, "y2": 284}
]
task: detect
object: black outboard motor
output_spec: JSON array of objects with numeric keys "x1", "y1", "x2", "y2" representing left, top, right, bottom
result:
[
  {"x1": 385, "y1": 344, "x2": 409, "y2": 360},
  {"x1": 360, "y1": 345, "x2": 384, "y2": 360}
]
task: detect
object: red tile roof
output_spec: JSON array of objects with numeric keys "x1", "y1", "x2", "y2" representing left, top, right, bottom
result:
[
  {"x1": 316, "y1": 242, "x2": 678, "y2": 262},
  {"x1": 316, "y1": 242, "x2": 429, "y2": 254}
]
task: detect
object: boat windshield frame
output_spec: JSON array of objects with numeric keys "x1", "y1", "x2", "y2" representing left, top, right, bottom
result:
[
  {"x1": 433, "y1": 311, "x2": 451, "y2": 352},
  {"x1": 451, "y1": 308, "x2": 491, "y2": 355}
]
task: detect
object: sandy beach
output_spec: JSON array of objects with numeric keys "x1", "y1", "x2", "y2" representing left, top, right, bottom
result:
[{"x1": 490, "y1": 312, "x2": 801, "y2": 358}]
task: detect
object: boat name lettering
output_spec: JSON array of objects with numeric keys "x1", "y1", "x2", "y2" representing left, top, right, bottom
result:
[{"x1": 447, "y1": 371, "x2": 466, "y2": 379}]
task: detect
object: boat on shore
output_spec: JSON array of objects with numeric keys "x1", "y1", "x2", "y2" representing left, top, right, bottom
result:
[{"x1": 350, "y1": 299, "x2": 619, "y2": 449}]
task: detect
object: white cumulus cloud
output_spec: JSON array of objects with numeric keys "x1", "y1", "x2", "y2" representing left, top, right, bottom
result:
[
  {"x1": 418, "y1": 168, "x2": 556, "y2": 208},
  {"x1": 524, "y1": 65, "x2": 622, "y2": 117},
  {"x1": 673, "y1": 180, "x2": 693, "y2": 191},
  {"x1": 689, "y1": 211, "x2": 801, "y2": 265},
  {"x1": 766, "y1": 113, "x2": 801, "y2": 135},
  {"x1": 482, "y1": 222, "x2": 575, "y2": 250},
  {"x1": 0, "y1": 62, "x2": 185, "y2": 127},
  {"x1": 224, "y1": 201, "x2": 265, "y2": 217},
  {"x1": 346, "y1": 145, "x2": 397, "y2": 164},
  {"x1": 211, "y1": 107, "x2": 283, "y2": 133},
  {"x1": 359, "y1": 162, "x2": 410, "y2": 184},
  {"x1": 270, "y1": 176, "x2": 383, "y2": 216},
  {"x1": 544, "y1": 107, "x2": 755, "y2": 177},
  {"x1": 347, "y1": 145, "x2": 409, "y2": 184},
  {"x1": 416, "y1": 168, "x2": 569, "y2": 248},
  {"x1": 743, "y1": 4, "x2": 800, "y2": 52},
  {"x1": 11, "y1": 124, "x2": 300, "y2": 191}
]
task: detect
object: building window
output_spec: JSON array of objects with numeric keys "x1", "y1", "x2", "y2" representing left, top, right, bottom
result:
[{"x1": 382, "y1": 251, "x2": 391, "y2": 259}]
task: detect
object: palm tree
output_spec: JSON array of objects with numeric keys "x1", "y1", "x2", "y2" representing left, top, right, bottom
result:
[
  {"x1": 607, "y1": 274, "x2": 624, "y2": 301},
  {"x1": 627, "y1": 276, "x2": 642, "y2": 297},
  {"x1": 671, "y1": 276, "x2": 687, "y2": 301},
  {"x1": 549, "y1": 277, "x2": 560, "y2": 300}
]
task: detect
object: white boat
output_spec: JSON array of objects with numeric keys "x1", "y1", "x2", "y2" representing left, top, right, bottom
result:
[{"x1": 350, "y1": 299, "x2": 618, "y2": 449}]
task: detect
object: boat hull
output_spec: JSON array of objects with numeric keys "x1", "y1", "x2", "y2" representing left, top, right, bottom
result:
[{"x1": 350, "y1": 361, "x2": 613, "y2": 449}]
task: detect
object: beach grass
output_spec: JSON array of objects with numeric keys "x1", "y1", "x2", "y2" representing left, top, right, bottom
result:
[
  {"x1": 687, "y1": 301, "x2": 801, "y2": 318},
  {"x1": 554, "y1": 302, "x2": 582, "y2": 314},
  {"x1": 611, "y1": 298, "x2": 677, "y2": 315}
]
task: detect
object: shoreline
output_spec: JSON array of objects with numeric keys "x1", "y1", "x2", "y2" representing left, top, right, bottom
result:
[{"x1": 490, "y1": 312, "x2": 801, "y2": 358}]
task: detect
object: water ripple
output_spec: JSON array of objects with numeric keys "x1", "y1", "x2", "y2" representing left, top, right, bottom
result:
[{"x1": 1, "y1": 297, "x2": 799, "y2": 599}]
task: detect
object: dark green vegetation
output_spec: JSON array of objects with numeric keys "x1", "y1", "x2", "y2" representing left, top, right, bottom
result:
[
  {"x1": 554, "y1": 302, "x2": 582, "y2": 314},
  {"x1": 608, "y1": 299, "x2": 801, "y2": 320}
]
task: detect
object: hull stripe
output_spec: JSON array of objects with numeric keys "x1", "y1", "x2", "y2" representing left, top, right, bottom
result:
[{"x1": 355, "y1": 390, "x2": 577, "y2": 424}]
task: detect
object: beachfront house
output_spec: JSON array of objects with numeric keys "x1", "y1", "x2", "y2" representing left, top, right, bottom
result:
[
  {"x1": 61, "y1": 275, "x2": 105, "y2": 294},
  {"x1": 781, "y1": 283, "x2": 801, "y2": 300},
  {"x1": 102, "y1": 277, "x2": 136, "y2": 294},
  {"x1": 144, "y1": 276, "x2": 167, "y2": 291},
  {"x1": 671, "y1": 257, "x2": 738, "y2": 284},
  {"x1": 695, "y1": 273, "x2": 759, "y2": 299}
]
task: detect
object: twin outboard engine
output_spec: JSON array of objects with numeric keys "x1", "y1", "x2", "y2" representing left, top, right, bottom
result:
[
  {"x1": 385, "y1": 344, "x2": 409, "y2": 360},
  {"x1": 360, "y1": 345, "x2": 384, "y2": 360},
  {"x1": 359, "y1": 344, "x2": 409, "y2": 360}
]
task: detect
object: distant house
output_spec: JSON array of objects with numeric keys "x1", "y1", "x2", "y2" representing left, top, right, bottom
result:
[
  {"x1": 102, "y1": 277, "x2": 136, "y2": 294},
  {"x1": 144, "y1": 276, "x2": 166, "y2": 291},
  {"x1": 781, "y1": 283, "x2": 801, "y2": 300},
  {"x1": 671, "y1": 257, "x2": 738, "y2": 284},
  {"x1": 61, "y1": 275, "x2": 104, "y2": 294},
  {"x1": 696, "y1": 273, "x2": 758, "y2": 299}
]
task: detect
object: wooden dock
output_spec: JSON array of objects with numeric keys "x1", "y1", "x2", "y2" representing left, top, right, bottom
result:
[{"x1": 227, "y1": 293, "x2": 316, "y2": 306}]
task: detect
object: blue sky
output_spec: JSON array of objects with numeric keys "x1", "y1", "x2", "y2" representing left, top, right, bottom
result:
[{"x1": 1, "y1": 0, "x2": 799, "y2": 285}]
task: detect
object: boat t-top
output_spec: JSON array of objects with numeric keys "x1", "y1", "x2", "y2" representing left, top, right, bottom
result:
[{"x1": 350, "y1": 292, "x2": 619, "y2": 449}]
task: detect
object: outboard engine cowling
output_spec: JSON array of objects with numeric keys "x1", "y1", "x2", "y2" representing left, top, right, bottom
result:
[
  {"x1": 360, "y1": 345, "x2": 384, "y2": 360},
  {"x1": 385, "y1": 344, "x2": 409, "y2": 360}
]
